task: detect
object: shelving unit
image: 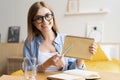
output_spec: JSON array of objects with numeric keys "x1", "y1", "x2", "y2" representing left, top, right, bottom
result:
[
  {"x1": 65, "y1": 10, "x2": 108, "y2": 16},
  {"x1": 7, "y1": 57, "x2": 23, "y2": 74},
  {"x1": 66, "y1": 0, "x2": 109, "y2": 16}
]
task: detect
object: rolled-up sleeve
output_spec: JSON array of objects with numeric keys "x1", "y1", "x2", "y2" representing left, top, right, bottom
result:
[{"x1": 61, "y1": 57, "x2": 86, "y2": 71}]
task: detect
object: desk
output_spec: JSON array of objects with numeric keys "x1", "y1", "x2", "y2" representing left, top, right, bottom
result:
[
  {"x1": 99, "y1": 72, "x2": 120, "y2": 80},
  {"x1": 0, "y1": 72, "x2": 120, "y2": 80}
]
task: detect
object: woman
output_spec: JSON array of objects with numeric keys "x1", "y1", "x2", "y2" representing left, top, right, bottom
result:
[{"x1": 23, "y1": 1, "x2": 97, "y2": 73}]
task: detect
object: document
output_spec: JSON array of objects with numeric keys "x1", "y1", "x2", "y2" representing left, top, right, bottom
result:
[
  {"x1": 47, "y1": 69, "x2": 101, "y2": 80},
  {"x1": 62, "y1": 35, "x2": 94, "y2": 60}
]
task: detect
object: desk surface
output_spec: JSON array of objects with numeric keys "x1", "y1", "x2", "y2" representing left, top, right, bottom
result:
[{"x1": 0, "y1": 72, "x2": 120, "y2": 80}]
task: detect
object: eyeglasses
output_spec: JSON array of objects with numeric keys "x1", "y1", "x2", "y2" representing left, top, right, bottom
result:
[{"x1": 33, "y1": 13, "x2": 53, "y2": 24}]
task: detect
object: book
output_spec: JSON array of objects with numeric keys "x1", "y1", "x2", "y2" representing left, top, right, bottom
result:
[
  {"x1": 62, "y1": 35, "x2": 94, "y2": 60},
  {"x1": 47, "y1": 69, "x2": 101, "y2": 80}
]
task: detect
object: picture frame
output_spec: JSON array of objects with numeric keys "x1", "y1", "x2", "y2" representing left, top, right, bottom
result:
[
  {"x1": 67, "y1": 0, "x2": 80, "y2": 12},
  {"x1": 7, "y1": 26, "x2": 20, "y2": 43},
  {"x1": 86, "y1": 24, "x2": 103, "y2": 42}
]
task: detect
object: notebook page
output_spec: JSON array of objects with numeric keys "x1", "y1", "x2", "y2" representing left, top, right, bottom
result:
[
  {"x1": 47, "y1": 73, "x2": 84, "y2": 80},
  {"x1": 64, "y1": 69, "x2": 100, "y2": 79}
]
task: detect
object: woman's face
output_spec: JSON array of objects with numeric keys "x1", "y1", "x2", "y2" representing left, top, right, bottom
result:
[{"x1": 33, "y1": 7, "x2": 53, "y2": 33}]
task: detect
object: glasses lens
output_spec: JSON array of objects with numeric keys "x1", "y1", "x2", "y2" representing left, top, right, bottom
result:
[
  {"x1": 45, "y1": 14, "x2": 53, "y2": 21},
  {"x1": 33, "y1": 17, "x2": 42, "y2": 23}
]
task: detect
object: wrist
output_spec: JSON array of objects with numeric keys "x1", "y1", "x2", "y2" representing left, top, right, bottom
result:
[
  {"x1": 39, "y1": 60, "x2": 52, "y2": 72},
  {"x1": 77, "y1": 59, "x2": 84, "y2": 66}
]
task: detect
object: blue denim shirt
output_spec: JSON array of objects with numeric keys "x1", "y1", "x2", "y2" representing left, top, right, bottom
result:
[{"x1": 23, "y1": 33, "x2": 86, "y2": 72}]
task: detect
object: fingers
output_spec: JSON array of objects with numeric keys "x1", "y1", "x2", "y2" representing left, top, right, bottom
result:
[
  {"x1": 52, "y1": 54, "x2": 65, "y2": 68},
  {"x1": 52, "y1": 53, "x2": 60, "y2": 60},
  {"x1": 56, "y1": 58, "x2": 65, "y2": 68},
  {"x1": 89, "y1": 42, "x2": 97, "y2": 54}
]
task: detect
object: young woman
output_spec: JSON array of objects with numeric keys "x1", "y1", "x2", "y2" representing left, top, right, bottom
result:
[{"x1": 23, "y1": 1, "x2": 97, "y2": 73}]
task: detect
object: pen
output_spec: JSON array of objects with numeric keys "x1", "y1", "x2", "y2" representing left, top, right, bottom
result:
[
  {"x1": 62, "y1": 44, "x2": 73, "y2": 55},
  {"x1": 56, "y1": 44, "x2": 73, "y2": 62}
]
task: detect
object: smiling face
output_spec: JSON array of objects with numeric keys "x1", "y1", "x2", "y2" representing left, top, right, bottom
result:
[
  {"x1": 33, "y1": 7, "x2": 54, "y2": 33},
  {"x1": 27, "y1": 1, "x2": 59, "y2": 42}
]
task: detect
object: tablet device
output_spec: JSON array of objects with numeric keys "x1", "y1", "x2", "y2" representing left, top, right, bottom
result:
[{"x1": 62, "y1": 35, "x2": 94, "y2": 60}]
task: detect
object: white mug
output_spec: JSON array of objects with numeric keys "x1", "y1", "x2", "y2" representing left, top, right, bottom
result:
[{"x1": 23, "y1": 57, "x2": 37, "y2": 80}]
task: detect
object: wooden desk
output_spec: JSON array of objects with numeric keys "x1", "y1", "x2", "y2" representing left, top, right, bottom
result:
[
  {"x1": 0, "y1": 72, "x2": 120, "y2": 80},
  {"x1": 99, "y1": 72, "x2": 120, "y2": 80}
]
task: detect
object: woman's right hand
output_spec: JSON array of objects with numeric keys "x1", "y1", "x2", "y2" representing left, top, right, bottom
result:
[
  {"x1": 39, "y1": 53, "x2": 65, "y2": 72},
  {"x1": 49, "y1": 53, "x2": 65, "y2": 68}
]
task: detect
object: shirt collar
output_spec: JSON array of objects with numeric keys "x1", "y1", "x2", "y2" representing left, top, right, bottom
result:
[
  {"x1": 54, "y1": 32, "x2": 61, "y2": 45},
  {"x1": 35, "y1": 32, "x2": 61, "y2": 45}
]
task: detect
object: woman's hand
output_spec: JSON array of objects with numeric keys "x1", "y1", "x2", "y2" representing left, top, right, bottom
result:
[
  {"x1": 39, "y1": 53, "x2": 65, "y2": 72},
  {"x1": 51, "y1": 53, "x2": 65, "y2": 68},
  {"x1": 89, "y1": 42, "x2": 97, "y2": 54},
  {"x1": 77, "y1": 43, "x2": 97, "y2": 67},
  {"x1": 77, "y1": 58, "x2": 84, "y2": 67}
]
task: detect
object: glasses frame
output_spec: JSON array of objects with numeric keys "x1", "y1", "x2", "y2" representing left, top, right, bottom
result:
[{"x1": 33, "y1": 14, "x2": 53, "y2": 24}]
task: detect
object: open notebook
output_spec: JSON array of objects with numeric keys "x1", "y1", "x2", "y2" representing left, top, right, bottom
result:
[
  {"x1": 47, "y1": 69, "x2": 101, "y2": 80},
  {"x1": 62, "y1": 35, "x2": 94, "y2": 60}
]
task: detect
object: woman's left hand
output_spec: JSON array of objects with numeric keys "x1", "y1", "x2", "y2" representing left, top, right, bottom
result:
[
  {"x1": 89, "y1": 42, "x2": 97, "y2": 55},
  {"x1": 77, "y1": 42, "x2": 97, "y2": 67}
]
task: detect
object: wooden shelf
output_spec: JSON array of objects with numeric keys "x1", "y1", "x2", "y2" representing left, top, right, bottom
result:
[
  {"x1": 7, "y1": 57, "x2": 23, "y2": 74},
  {"x1": 65, "y1": 10, "x2": 108, "y2": 16}
]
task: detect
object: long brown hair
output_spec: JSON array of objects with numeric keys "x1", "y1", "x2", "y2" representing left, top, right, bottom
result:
[{"x1": 27, "y1": 1, "x2": 59, "y2": 43}]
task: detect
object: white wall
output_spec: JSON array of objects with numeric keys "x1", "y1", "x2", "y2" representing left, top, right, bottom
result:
[
  {"x1": 45, "y1": 0, "x2": 120, "y2": 43},
  {"x1": 0, "y1": 0, "x2": 41, "y2": 42},
  {"x1": 0, "y1": 0, "x2": 120, "y2": 43}
]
